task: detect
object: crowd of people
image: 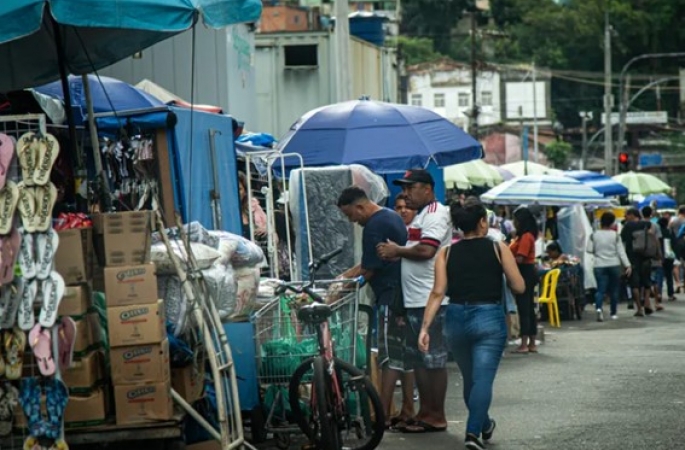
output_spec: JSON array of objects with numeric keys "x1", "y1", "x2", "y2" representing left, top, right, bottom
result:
[{"x1": 333, "y1": 170, "x2": 683, "y2": 450}]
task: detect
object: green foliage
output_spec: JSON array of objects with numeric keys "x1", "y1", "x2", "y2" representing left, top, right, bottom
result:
[
  {"x1": 400, "y1": 0, "x2": 469, "y2": 55},
  {"x1": 391, "y1": 36, "x2": 444, "y2": 66},
  {"x1": 545, "y1": 140, "x2": 573, "y2": 169}
]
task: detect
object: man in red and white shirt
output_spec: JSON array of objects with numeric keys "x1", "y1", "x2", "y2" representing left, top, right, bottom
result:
[{"x1": 377, "y1": 169, "x2": 451, "y2": 433}]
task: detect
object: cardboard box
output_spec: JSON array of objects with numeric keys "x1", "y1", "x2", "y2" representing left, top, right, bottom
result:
[
  {"x1": 111, "y1": 340, "x2": 170, "y2": 384},
  {"x1": 62, "y1": 351, "x2": 103, "y2": 390},
  {"x1": 65, "y1": 388, "x2": 108, "y2": 425},
  {"x1": 104, "y1": 263, "x2": 158, "y2": 307},
  {"x1": 114, "y1": 381, "x2": 173, "y2": 425},
  {"x1": 54, "y1": 228, "x2": 93, "y2": 285},
  {"x1": 58, "y1": 285, "x2": 92, "y2": 317},
  {"x1": 171, "y1": 362, "x2": 205, "y2": 404},
  {"x1": 107, "y1": 300, "x2": 166, "y2": 347},
  {"x1": 94, "y1": 211, "x2": 152, "y2": 267}
]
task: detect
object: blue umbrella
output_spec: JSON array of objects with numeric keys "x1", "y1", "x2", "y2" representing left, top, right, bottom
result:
[
  {"x1": 277, "y1": 99, "x2": 483, "y2": 173},
  {"x1": 637, "y1": 193, "x2": 677, "y2": 210},
  {"x1": 564, "y1": 170, "x2": 629, "y2": 197},
  {"x1": 33, "y1": 75, "x2": 165, "y2": 125},
  {"x1": 0, "y1": 0, "x2": 262, "y2": 92}
]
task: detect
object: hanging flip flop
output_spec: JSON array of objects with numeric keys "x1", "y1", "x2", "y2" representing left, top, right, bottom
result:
[
  {"x1": 4, "y1": 327, "x2": 26, "y2": 380},
  {"x1": 17, "y1": 184, "x2": 36, "y2": 233},
  {"x1": 0, "y1": 278, "x2": 25, "y2": 330},
  {"x1": 19, "y1": 377, "x2": 49, "y2": 441},
  {"x1": 18, "y1": 229, "x2": 36, "y2": 279},
  {"x1": 34, "y1": 183, "x2": 57, "y2": 233},
  {"x1": 0, "y1": 287, "x2": 11, "y2": 326},
  {"x1": 38, "y1": 272, "x2": 64, "y2": 328},
  {"x1": 0, "y1": 181, "x2": 20, "y2": 235},
  {"x1": 0, "y1": 228, "x2": 21, "y2": 285},
  {"x1": 35, "y1": 229, "x2": 59, "y2": 280},
  {"x1": 50, "y1": 439, "x2": 70, "y2": 450},
  {"x1": 0, "y1": 344, "x2": 4, "y2": 378},
  {"x1": 0, "y1": 383, "x2": 19, "y2": 437},
  {"x1": 17, "y1": 279, "x2": 37, "y2": 332},
  {"x1": 33, "y1": 134, "x2": 59, "y2": 186},
  {"x1": 44, "y1": 378, "x2": 69, "y2": 440},
  {"x1": 16, "y1": 133, "x2": 37, "y2": 187},
  {"x1": 29, "y1": 324, "x2": 55, "y2": 377},
  {"x1": 57, "y1": 317, "x2": 76, "y2": 371},
  {"x1": 0, "y1": 134, "x2": 14, "y2": 192}
]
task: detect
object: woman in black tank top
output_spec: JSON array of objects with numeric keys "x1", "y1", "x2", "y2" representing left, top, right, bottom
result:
[{"x1": 418, "y1": 198, "x2": 524, "y2": 449}]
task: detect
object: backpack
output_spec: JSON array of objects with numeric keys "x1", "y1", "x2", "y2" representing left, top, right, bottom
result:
[
  {"x1": 675, "y1": 222, "x2": 685, "y2": 259},
  {"x1": 632, "y1": 223, "x2": 659, "y2": 259}
]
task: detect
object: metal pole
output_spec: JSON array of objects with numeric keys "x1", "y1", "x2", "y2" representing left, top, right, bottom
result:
[
  {"x1": 532, "y1": 61, "x2": 539, "y2": 163},
  {"x1": 580, "y1": 116, "x2": 588, "y2": 170},
  {"x1": 603, "y1": 12, "x2": 613, "y2": 175},
  {"x1": 82, "y1": 74, "x2": 113, "y2": 212},
  {"x1": 335, "y1": 0, "x2": 351, "y2": 101},
  {"x1": 470, "y1": 11, "x2": 479, "y2": 137},
  {"x1": 617, "y1": 51, "x2": 685, "y2": 158}
]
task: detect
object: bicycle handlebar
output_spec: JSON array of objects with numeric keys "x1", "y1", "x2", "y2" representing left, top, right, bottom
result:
[{"x1": 309, "y1": 247, "x2": 343, "y2": 272}]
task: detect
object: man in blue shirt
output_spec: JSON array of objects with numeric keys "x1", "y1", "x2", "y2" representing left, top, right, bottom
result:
[{"x1": 336, "y1": 186, "x2": 413, "y2": 428}]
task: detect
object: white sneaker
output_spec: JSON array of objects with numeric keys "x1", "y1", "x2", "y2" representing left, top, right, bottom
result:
[
  {"x1": 611, "y1": 315, "x2": 618, "y2": 320},
  {"x1": 596, "y1": 309, "x2": 604, "y2": 322}
]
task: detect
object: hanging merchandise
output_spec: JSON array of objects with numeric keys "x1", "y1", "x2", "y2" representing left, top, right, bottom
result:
[
  {"x1": 99, "y1": 135, "x2": 159, "y2": 212},
  {"x1": 0, "y1": 124, "x2": 70, "y2": 450}
]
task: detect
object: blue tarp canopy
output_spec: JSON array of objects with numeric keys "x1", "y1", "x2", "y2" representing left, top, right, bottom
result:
[
  {"x1": 0, "y1": 0, "x2": 262, "y2": 92},
  {"x1": 564, "y1": 170, "x2": 629, "y2": 197},
  {"x1": 33, "y1": 75, "x2": 165, "y2": 126},
  {"x1": 96, "y1": 107, "x2": 241, "y2": 234},
  {"x1": 637, "y1": 193, "x2": 677, "y2": 210}
]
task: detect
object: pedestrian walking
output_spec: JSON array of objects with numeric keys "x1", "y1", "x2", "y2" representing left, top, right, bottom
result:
[
  {"x1": 658, "y1": 216, "x2": 677, "y2": 302},
  {"x1": 377, "y1": 169, "x2": 451, "y2": 433},
  {"x1": 418, "y1": 197, "x2": 524, "y2": 450},
  {"x1": 335, "y1": 186, "x2": 411, "y2": 428},
  {"x1": 587, "y1": 212, "x2": 631, "y2": 321},
  {"x1": 621, "y1": 207, "x2": 659, "y2": 316},
  {"x1": 510, "y1": 207, "x2": 539, "y2": 353}
]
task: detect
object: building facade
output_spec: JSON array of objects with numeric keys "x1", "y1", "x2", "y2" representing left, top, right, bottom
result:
[{"x1": 406, "y1": 59, "x2": 551, "y2": 131}]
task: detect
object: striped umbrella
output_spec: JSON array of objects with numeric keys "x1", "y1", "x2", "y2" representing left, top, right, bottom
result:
[{"x1": 480, "y1": 175, "x2": 610, "y2": 206}]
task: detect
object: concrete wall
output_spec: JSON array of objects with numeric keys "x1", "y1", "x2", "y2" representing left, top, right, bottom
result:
[
  {"x1": 98, "y1": 24, "x2": 258, "y2": 128},
  {"x1": 254, "y1": 31, "x2": 397, "y2": 136}
]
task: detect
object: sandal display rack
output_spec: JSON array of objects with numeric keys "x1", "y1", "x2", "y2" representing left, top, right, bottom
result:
[{"x1": 0, "y1": 113, "x2": 255, "y2": 450}]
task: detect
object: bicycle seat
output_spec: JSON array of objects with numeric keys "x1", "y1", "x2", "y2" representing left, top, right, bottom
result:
[{"x1": 297, "y1": 303, "x2": 332, "y2": 325}]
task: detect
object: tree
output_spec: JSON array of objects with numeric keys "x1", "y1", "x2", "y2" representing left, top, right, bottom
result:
[
  {"x1": 400, "y1": 0, "x2": 469, "y2": 55},
  {"x1": 392, "y1": 36, "x2": 444, "y2": 66},
  {"x1": 544, "y1": 140, "x2": 572, "y2": 169}
]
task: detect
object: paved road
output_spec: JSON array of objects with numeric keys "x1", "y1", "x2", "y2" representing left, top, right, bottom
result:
[{"x1": 380, "y1": 299, "x2": 685, "y2": 450}]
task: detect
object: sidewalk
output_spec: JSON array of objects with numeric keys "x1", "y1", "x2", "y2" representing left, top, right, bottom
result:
[{"x1": 379, "y1": 298, "x2": 685, "y2": 450}]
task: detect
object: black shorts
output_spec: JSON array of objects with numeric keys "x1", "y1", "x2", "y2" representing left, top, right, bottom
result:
[
  {"x1": 629, "y1": 258, "x2": 652, "y2": 289},
  {"x1": 405, "y1": 307, "x2": 447, "y2": 370}
]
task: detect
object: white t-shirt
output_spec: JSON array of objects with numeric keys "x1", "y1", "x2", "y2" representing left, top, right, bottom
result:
[{"x1": 401, "y1": 201, "x2": 452, "y2": 308}]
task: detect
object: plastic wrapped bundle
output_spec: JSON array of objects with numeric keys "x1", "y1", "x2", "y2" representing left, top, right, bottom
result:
[
  {"x1": 158, "y1": 275, "x2": 188, "y2": 336},
  {"x1": 206, "y1": 230, "x2": 265, "y2": 268},
  {"x1": 151, "y1": 241, "x2": 222, "y2": 275},
  {"x1": 232, "y1": 266, "x2": 262, "y2": 318},
  {"x1": 201, "y1": 262, "x2": 238, "y2": 319}
]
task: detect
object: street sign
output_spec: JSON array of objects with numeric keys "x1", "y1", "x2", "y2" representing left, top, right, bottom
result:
[
  {"x1": 639, "y1": 153, "x2": 663, "y2": 168},
  {"x1": 601, "y1": 111, "x2": 668, "y2": 125}
]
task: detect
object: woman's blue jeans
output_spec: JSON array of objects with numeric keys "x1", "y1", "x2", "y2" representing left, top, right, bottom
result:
[
  {"x1": 444, "y1": 303, "x2": 507, "y2": 436},
  {"x1": 594, "y1": 266, "x2": 621, "y2": 315}
]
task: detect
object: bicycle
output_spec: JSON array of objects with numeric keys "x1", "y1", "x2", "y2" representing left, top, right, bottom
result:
[{"x1": 273, "y1": 249, "x2": 385, "y2": 450}]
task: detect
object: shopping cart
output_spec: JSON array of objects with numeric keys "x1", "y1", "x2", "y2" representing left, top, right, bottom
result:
[{"x1": 252, "y1": 278, "x2": 370, "y2": 447}]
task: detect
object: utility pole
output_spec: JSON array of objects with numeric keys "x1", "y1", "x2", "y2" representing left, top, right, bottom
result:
[
  {"x1": 603, "y1": 11, "x2": 614, "y2": 175},
  {"x1": 532, "y1": 61, "x2": 539, "y2": 163},
  {"x1": 335, "y1": 0, "x2": 352, "y2": 102},
  {"x1": 579, "y1": 112, "x2": 591, "y2": 170},
  {"x1": 469, "y1": 11, "x2": 479, "y2": 137}
]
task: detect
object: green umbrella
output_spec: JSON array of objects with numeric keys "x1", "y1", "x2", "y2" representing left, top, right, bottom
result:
[
  {"x1": 444, "y1": 159, "x2": 503, "y2": 188},
  {"x1": 612, "y1": 171, "x2": 671, "y2": 196}
]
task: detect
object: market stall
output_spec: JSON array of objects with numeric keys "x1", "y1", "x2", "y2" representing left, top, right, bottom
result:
[{"x1": 481, "y1": 175, "x2": 609, "y2": 325}]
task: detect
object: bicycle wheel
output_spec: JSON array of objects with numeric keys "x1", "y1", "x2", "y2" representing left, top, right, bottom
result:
[
  {"x1": 313, "y1": 356, "x2": 342, "y2": 450},
  {"x1": 289, "y1": 357, "x2": 385, "y2": 450}
]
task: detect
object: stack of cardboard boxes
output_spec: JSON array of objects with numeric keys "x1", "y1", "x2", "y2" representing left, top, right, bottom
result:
[
  {"x1": 95, "y1": 211, "x2": 174, "y2": 425},
  {"x1": 54, "y1": 226, "x2": 109, "y2": 426}
]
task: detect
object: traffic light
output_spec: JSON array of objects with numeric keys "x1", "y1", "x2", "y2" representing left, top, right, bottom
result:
[{"x1": 618, "y1": 152, "x2": 630, "y2": 172}]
